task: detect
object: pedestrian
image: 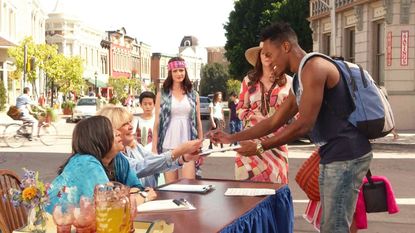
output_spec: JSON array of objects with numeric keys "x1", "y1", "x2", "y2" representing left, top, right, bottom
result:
[
  {"x1": 98, "y1": 105, "x2": 202, "y2": 188},
  {"x1": 135, "y1": 91, "x2": 156, "y2": 149},
  {"x1": 152, "y1": 57, "x2": 203, "y2": 183},
  {"x1": 228, "y1": 92, "x2": 242, "y2": 146},
  {"x1": 38, "y1": 93, "x2": 46, "y2": 107},
  {"x1": 211, "y1": 22, "x2": 372, "y2": 232},
  {"x1": 234, "y1": 40, "x2": 293, "y2": 184},
  {"x1": 209, "y1": 91, "x2": 224, "y2": 149},
  {"x1": 96, "y1": 93, "x2": 107, "y2": 111}
]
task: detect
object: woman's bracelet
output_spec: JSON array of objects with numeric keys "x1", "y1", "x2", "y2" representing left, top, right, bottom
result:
[{"x1": 181, "y1": 155, "x2": 188, "y2": 163}]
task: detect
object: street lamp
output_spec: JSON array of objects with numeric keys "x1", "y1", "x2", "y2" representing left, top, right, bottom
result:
[{"x1": 94, "y1": 71, "x2": 98, "y2": 96}]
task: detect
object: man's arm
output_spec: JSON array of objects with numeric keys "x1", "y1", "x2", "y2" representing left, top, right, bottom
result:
[
  {"x1": 261, "y1": 59, "x2": 328, "y2": 150},
  {"x1": 230, "y1": 92, "x2": 298, "y2": 142}
]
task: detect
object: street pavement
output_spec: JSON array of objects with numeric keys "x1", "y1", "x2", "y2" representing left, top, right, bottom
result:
[{"x1": 1, "y1": 111, "x2": 415, "y2": 232}]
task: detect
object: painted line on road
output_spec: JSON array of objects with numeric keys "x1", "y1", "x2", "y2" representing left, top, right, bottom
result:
[{"x1": 294, "y1": 198, "x2": 415, "y2": 205}]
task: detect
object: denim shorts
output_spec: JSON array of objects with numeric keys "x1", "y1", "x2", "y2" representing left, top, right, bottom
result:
[{"x1": 319, "y1": 152, "x2": 373, "y2": 233}]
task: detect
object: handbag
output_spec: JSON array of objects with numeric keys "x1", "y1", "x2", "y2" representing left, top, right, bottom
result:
[
  {"x1": 295, "y1": 149, "x2": 320, "y2": 201},
  {"x1": 363, "y1": 169, "x2": 388, "y2": 213}
]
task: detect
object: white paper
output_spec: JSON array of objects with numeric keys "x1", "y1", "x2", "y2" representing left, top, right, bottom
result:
[
  {"x1": 224, "y1": 188, "x2": 275, "y2": 196},
  {"x1": 137, "y1": 199, "x2": 195, "y2": 213},
  {"x1": 158, "y1": 184, "x2": 214, "y2": 193},
  {"x1": 199, "y1": 145, "x2": 241, "y2": 156}
]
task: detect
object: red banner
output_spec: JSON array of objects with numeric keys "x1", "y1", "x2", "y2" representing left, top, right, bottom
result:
[{"x1": 400, "y1": 31, "x2": 409, "y2": 66}]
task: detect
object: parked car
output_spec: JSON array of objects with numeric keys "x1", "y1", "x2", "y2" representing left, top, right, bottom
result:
[
  {"x1": 199, "y1": 96, "x2": 211, "y2": 120},
  {"x1": 72, "y1": 97, "x2": 97, "y2": 121}
]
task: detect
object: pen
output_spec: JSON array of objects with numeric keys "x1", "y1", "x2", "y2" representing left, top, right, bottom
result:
[{"x1": 172, "y1": 199, "x2": 182, "y2": 206}]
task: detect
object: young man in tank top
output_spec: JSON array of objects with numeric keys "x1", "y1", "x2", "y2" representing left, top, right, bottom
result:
[{"x1": 211, "y1": 22, "x2": 372, "y2": 232}]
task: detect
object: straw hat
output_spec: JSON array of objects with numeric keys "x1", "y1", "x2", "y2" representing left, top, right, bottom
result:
[{"x1": 244, "y1": 42, "x2": 263, "y2": 66}]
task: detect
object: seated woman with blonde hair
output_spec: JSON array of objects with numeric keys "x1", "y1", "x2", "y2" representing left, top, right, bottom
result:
[{"x1": 98, "y1": 105, "x2": 202, "y2": 188}]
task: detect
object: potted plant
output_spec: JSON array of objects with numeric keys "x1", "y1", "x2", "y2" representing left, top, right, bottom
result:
[{"x1": 61, "y1": 100, "x2": 75, "y2": 115}]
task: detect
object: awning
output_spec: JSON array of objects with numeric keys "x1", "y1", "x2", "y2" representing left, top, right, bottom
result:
[
  {"x1": 0, "y1": 36, "x2": 16, "y2": 48},
  {"x1": 86, "y1": 78, "x2": 107, "y2": 88}
]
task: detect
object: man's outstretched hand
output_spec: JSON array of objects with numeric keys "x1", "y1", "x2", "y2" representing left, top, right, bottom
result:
[{"x1": 206, "y1": 130, "x2": 233, "y2": 145}]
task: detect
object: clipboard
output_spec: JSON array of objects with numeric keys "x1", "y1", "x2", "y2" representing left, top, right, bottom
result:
[{"x1": 137, "y1": 199, "x2": 195, "y2": 213}]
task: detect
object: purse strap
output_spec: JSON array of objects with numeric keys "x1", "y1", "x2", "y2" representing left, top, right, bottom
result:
[{"x1": 366, "y1": 169, "x2": 374, "y2": 185}]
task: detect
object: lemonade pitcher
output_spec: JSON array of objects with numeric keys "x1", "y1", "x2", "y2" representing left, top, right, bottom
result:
[{"x1": 94, "y1": 182, "x2": 131, "y2": 233}]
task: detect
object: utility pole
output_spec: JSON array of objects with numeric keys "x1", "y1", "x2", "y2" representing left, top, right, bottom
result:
[{"x1": 319, "y1": 0, "x2": 336, "y2": 56}]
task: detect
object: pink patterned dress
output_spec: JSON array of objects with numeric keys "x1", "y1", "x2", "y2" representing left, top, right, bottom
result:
[{"x1": 235, "y1": 75, "x2": 292, "y2": 184}]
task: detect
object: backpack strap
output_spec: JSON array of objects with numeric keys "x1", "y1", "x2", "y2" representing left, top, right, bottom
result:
[
  {"x1": 357, "y1": 64, "x2": 368, "y2": 88},
  {"x1": 297, "y1": 53, "x2": 356, "y2": 119}
]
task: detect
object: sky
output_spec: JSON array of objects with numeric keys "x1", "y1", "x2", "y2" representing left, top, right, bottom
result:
[{"x1": 39, "y1": 0, "x2": 236, "y2": 54}]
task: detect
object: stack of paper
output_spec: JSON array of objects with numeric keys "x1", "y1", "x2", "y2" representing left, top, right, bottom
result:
[
  {"x1": 224, "y1": 188, "x2": 275, "y2": 196},
  {"x1": 199, "y1": 145, "x2": 241, "y2": 156},
  {"x1": 157, "y1": 184, "x2": 214, "y2": 193},
  {"x1": 137, "y1": 199, "x2": 195, "y2": 213}
]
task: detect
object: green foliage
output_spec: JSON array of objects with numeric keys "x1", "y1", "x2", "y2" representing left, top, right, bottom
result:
[
  {"x1": 8, "y1": 37, "x2": 84, "y2": 97},
  {"x1": 129, "y1": 78, "x2": 141, "y2": 95},
  {"x1": 45, "y1": 107, "x2": 58, "y2": 122},
  {"x1": 147, "y1": 83, "x2": 156, "y2": 93},
  {"x1": 0, "y1": 79, "x2": 6, "y2": 111},
  {"x1": 199, "y1": 63, "x2": 230, "y2": 97},
  {"x1": 61, "y1": 100, "x2": 75, "y2": 110},
  {"x1": 224, "y1": 0, "x2": 278, "y2": 80},
  {"x1": 271, "y1": 0, "x2": 313, "y2": 52},
  {"x1": 226, "y1": 79, "x2": 242, "y2": 98},
  {"x1": 109, "y1": 77, "x2": 131, "y2": 99},
  {"x1": 224, "y1": 0, "x2": 313, "y2": 79}
]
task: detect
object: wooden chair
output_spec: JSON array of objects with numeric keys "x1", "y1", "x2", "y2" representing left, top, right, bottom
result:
[{"x1": 0, "y1": 169, "x2": 27, "y2": 233}]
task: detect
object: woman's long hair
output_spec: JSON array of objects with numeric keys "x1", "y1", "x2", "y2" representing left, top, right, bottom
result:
[
  {"x1": 213, "y1": 91, "x2": 222, "y2": 105},
  {"x1": 57, "y1": 116, "x2": 114, "y2": 174},
  {"x1": 162, "y1": 57, "x2": 193, "y2": 94},
  {"x1": 247, "y1": 51, "x2": 264, "y2": 89}
]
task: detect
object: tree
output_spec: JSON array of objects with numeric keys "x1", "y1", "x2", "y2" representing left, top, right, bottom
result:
[
  {"x1": 109, "y1": 77, "x2": 131, "y2": 100},
  {"x1": 8, "y1": 37, "x2": 85, "y2": 98},
  {"x1": 224, "y1": 0, "x2": 313, "y2": 79},
  {"x1": 0, "y1": 79, "x2": 6, "y2": 111},
  {"x1": 199, "y1": 63, "x2": 230, "y2": 97},
  {"x1": 226, "y1": 79, "x2": 241, "y2": 98},
  {"x1": 224, "y1": 0, "x2": 279, "y2": 80},
  {"x1": 271, "y1": 0, "x2": 313, "y2": 52},
  {"x1": 8, "y1": 37, "x2": 40, "y2": 95}
]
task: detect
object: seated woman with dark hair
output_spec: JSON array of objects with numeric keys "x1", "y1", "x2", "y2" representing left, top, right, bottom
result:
[{"x1": 46, "y1": 116, "x2": 155, "y2": 213}]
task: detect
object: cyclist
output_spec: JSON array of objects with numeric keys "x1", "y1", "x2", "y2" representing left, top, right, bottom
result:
[{"x1": 15, "y1": 87, "x2": 42, "y2": 140}]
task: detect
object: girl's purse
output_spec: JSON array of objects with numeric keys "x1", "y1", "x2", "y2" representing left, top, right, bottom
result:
[
  {"x1": 363, "y1": 169, "x2": 388, "y2": 213},
  {"x1": 295, "y1": 150, "x2": 320, "y2": 201}
]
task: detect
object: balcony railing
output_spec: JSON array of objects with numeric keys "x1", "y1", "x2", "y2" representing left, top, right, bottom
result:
[{"x1": 310, "y1": 0, "x2": 354, "y2": 18}]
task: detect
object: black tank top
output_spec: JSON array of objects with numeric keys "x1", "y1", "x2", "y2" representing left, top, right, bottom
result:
[{"x1": 293, "y1": 56, "x2": 371, "y2": 164}]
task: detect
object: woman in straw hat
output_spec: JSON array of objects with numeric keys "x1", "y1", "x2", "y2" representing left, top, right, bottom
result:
[{"x1": 234, "y1": 42, "x2": 293, "y2": 184}]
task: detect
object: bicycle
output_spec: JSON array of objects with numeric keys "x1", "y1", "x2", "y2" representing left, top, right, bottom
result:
[{"x1": 3, "y1": 116, "x2": 58, "y2": 148}]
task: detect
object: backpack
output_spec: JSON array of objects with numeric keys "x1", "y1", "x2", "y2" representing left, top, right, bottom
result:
[
  {"x1": 298, "y1": 52, "x2": 395, "y2": 139},
  {"x1": 7, "y1": 106, "x2": 21, "y2": 120}
]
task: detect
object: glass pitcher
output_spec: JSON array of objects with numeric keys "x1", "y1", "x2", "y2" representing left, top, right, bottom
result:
[{"x1": 94, "y1": 182, "x2": 131, "y2": 233}]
